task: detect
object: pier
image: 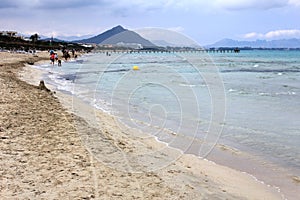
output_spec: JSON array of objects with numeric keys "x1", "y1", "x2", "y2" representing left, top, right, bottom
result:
[{"x1": 99, "y1": 48, "x2": 240, "y2": 54}]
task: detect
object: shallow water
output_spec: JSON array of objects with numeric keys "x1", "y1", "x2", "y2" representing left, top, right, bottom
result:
[{"x1": 39, "y1": 50, "x2": 300, "y2": 199}]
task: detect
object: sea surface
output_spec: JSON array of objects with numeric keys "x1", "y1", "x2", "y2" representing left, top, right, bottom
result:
[{"x1": 37, "y1": 50, "x2": 300, "y2": 199}]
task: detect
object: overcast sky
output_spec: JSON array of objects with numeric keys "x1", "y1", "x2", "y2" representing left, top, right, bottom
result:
[{"x1": 1, "y1": 0, "x2": 300, "y2": 45}]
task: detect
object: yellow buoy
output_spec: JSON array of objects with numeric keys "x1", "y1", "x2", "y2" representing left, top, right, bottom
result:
[{"x1": 133, "y1": 65, "x2": 139, "y2": 70}]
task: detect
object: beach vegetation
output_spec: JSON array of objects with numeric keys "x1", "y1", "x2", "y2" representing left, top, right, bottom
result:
[
  {"x1": 0, "y1": 31, "x2": 93, "y2": 53},
  {"x1": 30, "y1": 33, "x2": 40, "y2": 43}
]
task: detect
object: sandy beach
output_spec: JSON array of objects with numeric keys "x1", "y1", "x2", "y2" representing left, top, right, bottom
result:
[{"x1": 0, "y1": 51, "x2": 285, "y2": 199}]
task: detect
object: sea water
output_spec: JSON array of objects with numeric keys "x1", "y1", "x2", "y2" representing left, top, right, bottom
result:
[
  {"x1": 215, "y1": 50, "x2": 300, "y2": 169},
  {"x1": 38, "y1": 50, "x2": 300, "y2": 198}
]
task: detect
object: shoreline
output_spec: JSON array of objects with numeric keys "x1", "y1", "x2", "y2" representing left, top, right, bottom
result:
[
  {"x1": 1, "y1": 51, "x2": 285, "y2": 199},
  {"x1": 39, "y1": 51, "x2": 299, "y2": 199}
]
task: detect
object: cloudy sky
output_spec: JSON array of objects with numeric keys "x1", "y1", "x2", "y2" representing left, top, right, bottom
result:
[{"x1": 0, "y1": 0, "x2": 300, "y2": 45}]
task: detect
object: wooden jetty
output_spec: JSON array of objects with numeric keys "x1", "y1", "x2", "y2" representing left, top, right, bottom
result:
[{"x1": 100, "y1": 48, "x2": 240, "y2": 55}]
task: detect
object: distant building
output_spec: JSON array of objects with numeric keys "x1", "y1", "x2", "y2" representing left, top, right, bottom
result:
[
  {"x1": 116, "y1": 42, "x2": 143, "y2": 49},
  {"x1": 100, "y1": 44, "x2": 114, "y2": 48},
  {"x1": 0, "y1": 31, "x2": 18, "y2": 37},
  {"x1": 81, "y1": 44, "x2": 94, "y2": 48}
]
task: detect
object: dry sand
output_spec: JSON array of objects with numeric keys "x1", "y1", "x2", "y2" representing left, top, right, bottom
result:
[{"x1": 0, "y1": 51, "x2": 285, "y2": 199}]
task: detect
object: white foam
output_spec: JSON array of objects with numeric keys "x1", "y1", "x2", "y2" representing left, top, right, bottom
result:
[{"x1": 179, "y1": 83, "x2": 196, "y2": 87}]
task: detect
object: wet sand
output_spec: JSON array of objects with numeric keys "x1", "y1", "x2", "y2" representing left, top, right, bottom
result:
[{"x1": 0, "y1": 51, "x2": 284, "y2": 199}]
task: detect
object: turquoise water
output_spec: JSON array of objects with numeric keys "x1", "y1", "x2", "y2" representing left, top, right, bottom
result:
[
  {"x1": 214, "y1": 50, "x2": 300, "y2": 169},
  {"x1": 38, "y1": 50, "x2": 300, "y2": 199}
]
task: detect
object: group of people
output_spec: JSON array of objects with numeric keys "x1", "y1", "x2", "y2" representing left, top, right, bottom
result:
[
  {"x1": 62, "y1": 48, "x2": 77, "y2": 61},
  {"x1": 49, "y1": 49, "x2": 77, "y2": 66},
  {"x1": 49, "y1": 50, "x2": 61, "y2": 66}
]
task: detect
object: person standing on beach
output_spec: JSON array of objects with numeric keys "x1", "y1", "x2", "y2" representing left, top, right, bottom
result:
[
  {"x1": 63, "y1": 51, "x2": 70, "y2": 61},
  {"x1": 50, "y1": 53, "x2": 55, "y2": 66},
  {"x1": 58, "y1": 59, "x2": 62, "y2": 66},
  {"x1": 55, "y1": 53, "x2": 58, "y2": 62}
]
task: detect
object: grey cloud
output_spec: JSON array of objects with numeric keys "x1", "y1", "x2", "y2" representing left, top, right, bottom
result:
[
  {"x1": 0, "y1": 0, "x2": 111, "y2": 10},
  {"x1": 102, "y1": 1, "x2": 171, "y2": 17},
  {"x1": 0, "y1": 0, "x2": 21, "y2": 8},
  {"x1": 34, "y1": 0, "x2": 107, "y2": 9},
  {"x1": 216, "y1": 0, "x2": 290, "y2": 11}
]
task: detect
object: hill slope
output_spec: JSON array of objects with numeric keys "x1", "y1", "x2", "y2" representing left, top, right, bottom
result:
[
  {"x1": 75, "y1": 25, "x2": 126, "y2": 44},
  {"x1": 101, "y1": 30, "x2": 155, "y2": 47},
  {"x1": 75, "y1": 25, "x2": 155, "y2": 47}
]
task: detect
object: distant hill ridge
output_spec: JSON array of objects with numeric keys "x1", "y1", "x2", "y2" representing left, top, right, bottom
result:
[
  {"x1": 74, "y1": 25, "x2": 155, "y2": 47},
  {"x1": 74, "y1": 25, "x2": 126, "y2": 44},
  {"x1": 40, "y1": 26, "x2": 300, "y2": 49},
  {"x1": 208, "y1": 38, "x2": 300, "y2": 48}
]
